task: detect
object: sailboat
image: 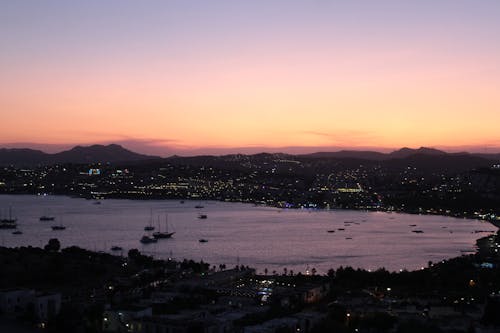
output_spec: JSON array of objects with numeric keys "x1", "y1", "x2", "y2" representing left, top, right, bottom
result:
[
  {"x1": 40, "y1": 208, "x2": 55, "y2": 221},
  {"x1": 51, "y1": 224, "x2": 66, "y2": 230},
  {"x1": 51, "y1": 217, "x2": 66, "y2": 230},
  {"x1": 144, "y1": 209, "x2": 155, "y2": 231},
  {"x1": 153, "y1": 214, "x2": 175, "y2": 239},
  {"x1": 0, "y1": 207, "x2": 18, "y2": 229}
]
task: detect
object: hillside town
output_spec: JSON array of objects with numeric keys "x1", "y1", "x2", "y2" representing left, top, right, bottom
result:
[{"x1": 2, "y1": 228, "x2": 500, "y2": 332}]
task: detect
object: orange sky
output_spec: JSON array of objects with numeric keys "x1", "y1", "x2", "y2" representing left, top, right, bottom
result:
[{"x1": 1, "y1": 1, "x2": 499, "y2": 155}]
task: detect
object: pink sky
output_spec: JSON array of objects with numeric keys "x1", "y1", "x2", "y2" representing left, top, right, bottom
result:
[{"x1": 1, "y1": 1, "x2": 499, "y2": 156}]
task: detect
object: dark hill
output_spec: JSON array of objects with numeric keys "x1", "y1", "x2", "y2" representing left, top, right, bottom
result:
[
  {"x1": 383, "y1": 153, "x2": 494, "y2": 173},
  {"x1": 0, "y1": 148, "x2": 47, "y2": 166},
  {"x1": 50, "y1": 144, "x2": 158, "y2": 164},
  {"x1": 388, "y1": 147, "x2": 447, "y2": 159},
  {"x1": 300, "y1": 150, "x2": 387, "y2": 160},
  {"x1": 0, "y1": 144, "x2": 159, "y2": 166}
]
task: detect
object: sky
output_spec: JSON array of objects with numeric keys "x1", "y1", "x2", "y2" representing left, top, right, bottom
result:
[{"x1": 1, "y1": 0, "x2": 500, "y2": 156}]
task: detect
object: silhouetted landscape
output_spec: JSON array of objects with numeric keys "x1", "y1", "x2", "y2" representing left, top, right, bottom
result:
[{"x1": 3, "y1": 0, "x2": 500, "y2": 332}]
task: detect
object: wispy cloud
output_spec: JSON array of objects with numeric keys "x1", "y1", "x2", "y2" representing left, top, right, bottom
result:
[{"x1": 302, "y1": 129, "x2": 379, "y2": 146}]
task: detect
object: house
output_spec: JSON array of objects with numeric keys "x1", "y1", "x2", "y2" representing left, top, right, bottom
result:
[{"x1": 0, "y1": 289, "x2": 35, "y2": 314}]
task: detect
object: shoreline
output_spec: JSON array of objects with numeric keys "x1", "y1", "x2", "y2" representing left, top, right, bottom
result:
[{"x1": 1, "y1": 193, "x2": 497, "y2": 274}]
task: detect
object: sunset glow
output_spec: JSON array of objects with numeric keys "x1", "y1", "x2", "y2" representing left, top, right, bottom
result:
[{"x1": 1, "y1": 1, "x2": 500, "y2": 155}]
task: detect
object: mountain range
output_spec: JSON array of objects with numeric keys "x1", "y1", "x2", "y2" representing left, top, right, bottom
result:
[{"x1": 0, "y1": 144, "x2": 499, "y2": 168}]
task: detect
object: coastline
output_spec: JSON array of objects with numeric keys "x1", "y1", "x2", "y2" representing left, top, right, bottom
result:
[{"x1": 0, "y1": 193, "x2": 496, "y2": 275}]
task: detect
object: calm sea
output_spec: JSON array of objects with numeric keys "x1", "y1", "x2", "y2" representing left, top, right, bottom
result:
[{"x1": 0, "y1": 194, "x2": 496, "y2": 274}]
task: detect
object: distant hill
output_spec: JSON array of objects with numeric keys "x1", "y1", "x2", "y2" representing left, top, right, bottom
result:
[
  {"x1": 0, "y1": 144, "x2": 160, "y2": 166},
  {"x1": 388, "y1": 147, "x2": 447, "y2": 159},
  {"x1": 299, "y1": 146, "x2": 500, "y2": 163},
  {"x1": 1, "y1": 144, "x2": 499, "y2": 168},
  {"x1": 381, "y1": 153, "x2": 495, "y2": 173},
  {"x1": 299, "y1": 150, "x2": 387, "y2": 161},
  {"x1": 0, "y1": 148, "x2": 48, "y2": 166}
]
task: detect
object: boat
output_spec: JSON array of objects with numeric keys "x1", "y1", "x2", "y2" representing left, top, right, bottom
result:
[
  {"x1": 327, "y1": 230, "x2": 335, "y2": 233},
  {"x1": 110, "y1": 245, "x2": 123, "y2": 251},
  {"x1": 199, "y1": 239, "x2": 208, "y2": 243},
  {"x1": 0, "y1": 221, "x2": 17, "y2": 229},
  {"x1": 0, "y1": 207, "x2": 18, "y2": 229},
  {"x1": 412, "y1": 230, "x2": 424, "y2": 234},
  {"x1": 144, "y1": 209, "x2": 155, "y2": 231},
  {"x1": 153, "y1": 215, "x2": 175, "y2": 239},
  {"x1": 140, "y1": 235, "x2": 157, "y2": 244},
  {"x1": 39, "y1": 216, "x2": 55, "y2": 221},
  {"x1": 153, "y1": 230, "x2": 174, "y2": 239},
  {"x1": 51, "y1": 225, "x2": 66, "y2": 230},
  {"x1": 180, "y1": 200, "x2": 185, "y2": 204},
  {"x1": 198, "y1": 214, "x2": 207, "y2": 219},
  {"x1": 12, "y1": 230, "x2": 23, "y2": 235},
  {"x1": 194, "y1": 205, "x2": 204, "y2": 209},
  {"x1": 93, "y1": 201, "x2": 101, "y2": 205}
]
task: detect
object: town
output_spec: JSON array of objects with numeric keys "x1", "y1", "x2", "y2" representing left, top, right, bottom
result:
[
  {"x1": 1, "y1": 149, "x2": 499, "y2": 223},
  {"x1": 2, "y1": 230, "x2": 500, "y2": 332}
]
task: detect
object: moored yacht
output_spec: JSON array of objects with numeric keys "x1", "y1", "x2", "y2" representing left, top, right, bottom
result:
[
  {"x1": 153, "y1": 215, "x2": 175, "y2": 239},
  {"x1": 140, "y1": 235, "x2": 157, "y2": 244}
]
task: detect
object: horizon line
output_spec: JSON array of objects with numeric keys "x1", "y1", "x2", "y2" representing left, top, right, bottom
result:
[{"x1": 1, "y1": 142, "x2": 500, "y2": 157}]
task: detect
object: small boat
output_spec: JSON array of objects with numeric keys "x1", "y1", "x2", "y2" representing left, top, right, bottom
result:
[
  {"x1": 327, "y1": 230, "x2": 335, "y2": 233},
  {"x1": 51, "y1": 225, "x2": 66, "y2": 230},
  {"x1": 140, "y1": 235, "x2": 157, "y2": 244},
  {"x1": 0, "y1": 221, "x2": 17, "y2": 229},
  {"x1": 12, "y1": 230, "x2": 23, "y2": 235},
  {"x1": 198, "y1": 214, "x2": 207, "y2": 219},
  {"x1": 110, "y1": 246, "x2": 123, "y2": 251},
  {"x1": 194, "y1": 205, "x2": 204, "y2": 209},
  {"x1": 39, "y1": 216, "x2": 55, "y2": 221},
  {"x1": 412, "y1": 230, "x2": 424, "y2": 234},
  {"x1": 0, "y1": 207, "x2": 18, "y2": 228},
  {"x1": 409, "y1": 224, "x2": 417, "y2": 227},
  {"x1": 180, "y1": 200, "x2": 185, "y2": 204},
  {"x1": 338, "y1": 228, "x2": 345, "y2": 231},
  {"x1": 93, "y1": 201, "x2": 101, "y2": 205},
  {"x1": 346, "y1": 237, "x2": 352, "y2": 240},
  {"x1": 199, "y1": 239, "x2": 208, "y2": 243},
  {"x1": 144, "y1": 209, "x2": 155, "y2": 231}
]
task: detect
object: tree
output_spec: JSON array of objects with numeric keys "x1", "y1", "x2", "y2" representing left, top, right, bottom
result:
[
  {"x1": 44, "y1": 238, "x2": 60, "y2": 252},
  {"x1": 128, "y1": 248, "x2": 140, "y2": 259}
]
